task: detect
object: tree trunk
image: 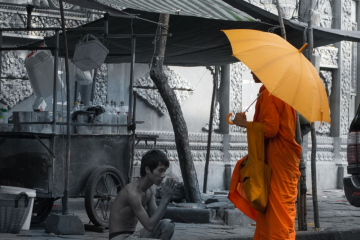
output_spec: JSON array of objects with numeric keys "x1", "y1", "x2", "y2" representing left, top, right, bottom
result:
[{"x1": 149, "y1": 14, "x2": 202, "y2": 203}]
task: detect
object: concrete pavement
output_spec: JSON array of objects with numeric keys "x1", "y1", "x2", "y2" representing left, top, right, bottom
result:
[{"x1": 0, "y1": 189, "x2": 360, "y2": 240}]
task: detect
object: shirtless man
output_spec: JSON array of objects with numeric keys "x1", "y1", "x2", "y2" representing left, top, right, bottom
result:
[{"x1": 109, "y1": 149, "x2": 176, "y2": 240}]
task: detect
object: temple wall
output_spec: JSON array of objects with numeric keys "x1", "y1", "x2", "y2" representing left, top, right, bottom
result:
[{"x1": 1, "y1": 0, "x2": 359, "y2": 192}]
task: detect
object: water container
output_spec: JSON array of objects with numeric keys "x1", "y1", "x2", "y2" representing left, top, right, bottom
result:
[
  {"x1": 119, "y1": 101, "x2": 128, "y2": 134},
  {"x1": 93, "y1": 113, "x2": 103, "y2": 134},
  {"x1": 25, "y1": 45, "x2": 64, "y2": 99},
  {"x1": 1, "y1": 108, "x2": 8, "y2": 123},
  {"x1": 103, "y1": 101, "x2": 111, "y2": 134},
  {"x1": 111, "y1": 101, "x2": 118, "y2": 134},
  {"x1": 0, "y1": 186, "x2": 36, "y2": 230}
]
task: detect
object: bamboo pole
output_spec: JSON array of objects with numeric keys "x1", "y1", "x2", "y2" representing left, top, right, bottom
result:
[
  {"x1": 203, "y1": 66, "x2": 218, "y2": 193},
  {"x1": 59, "y1": 0, "x2": 71, "y2": 215},
  {"x1": 275, "y1": 0, "x2": 287, "y2": 40},
  {"x1": 308, "y1": 19, "x2": 320, "y2": 230}
]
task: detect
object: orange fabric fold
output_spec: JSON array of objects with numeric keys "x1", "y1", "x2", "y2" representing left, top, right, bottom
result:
[
  {"x1": 228, "y1": 85, "x2": 302, "y2": 240},
  {"x1": 228, "y1": 156, "x2": 258, "y2": 221}
]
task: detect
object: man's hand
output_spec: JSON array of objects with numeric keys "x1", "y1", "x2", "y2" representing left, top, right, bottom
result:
[
  {"x1": 161, "y1": 178, "x2": 176, "y2": 202},
  {"x1": 233, "y1": 112, "x2": 247, "y2": 127}
]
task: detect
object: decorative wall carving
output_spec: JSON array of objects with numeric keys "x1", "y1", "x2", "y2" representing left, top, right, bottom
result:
[
  {"x1": 0, "y1": 79, "x2": 33, "y2": 108},
  {"x1": 134, "y1": 66, "x2": 194, "y2": 115},
  {"x1": 341, "y1": 0, "x2": 353, "y2": 31},
  {"x1": 316, "y1": 70, "x2": 332, "y2": 135},
  {"x1": 320, "y1": 70, "x2": 332, "y2": 97},
  {"x1": 339, "y1": 0, "x2": 353, "y2": 136},
  {"x1": 352, "y1": 22, "x2": 357, "y2": 93},
  {"x1": 229, "y1": 143, "x2": 248, "y2": 150},
  {"x1": 229, "y1": 151, "x2": 248, "y2": 162},
  {"x1": 93, "y1": 64, "x2": 108, "y2": 106},
  {"x1": 203, "y1": 102, "x2": 220, "y2": 131},
  {"x1": 317, "y1": 0, "x2": 333, "y2": 28},
  {"x1": 340, "y1": 152, "x2": 347, "y2": 163},
  {"x1": 136, "y1": 131, "x2": 223, "y2": 143},
  {"x1": 230, "y1": 133, "x2": 247, "y2": 143},
  {"x1": 135, "y1": 141, "x2": 223, "y2": 151},
  {"x1": 203, "y1": 66, "x2": 220, "y2": 131},
  {"x1": 0, "y1": 4, "x2": 88, "y2": 38},
  {"x1": 315, "y1": 47, "x2": 338, "y2": 69},
  {"x1": 306, "y1": 151, "x2": 334, "y2": 162},
  {"x1": 1, "y1": 51, "x2": 28, "y2": 79},
  {"x1": 230, "y1": 62, "x2": 248, "y2": 133},
  {"x1": 134, "y1": 149, "x2": 224, "y2": 164},
  {"x1": 31, "y1": 0, "x2": 49, "y2": 8},
  {"x1": 316, "y1": 123, "x2": 331, "y2": 135},
  {"x1": 340, "y1": 41, "x2": 352, "y2": 136},
  {"x1": 0, "y1": 51, "x2": 32, "y2": 108},
  {"x1": 48, "y1": 0, "x2": 74, "y2": 9},
  {"x1": 317, "y1": 136, "x2": 334, "y2": 144}
]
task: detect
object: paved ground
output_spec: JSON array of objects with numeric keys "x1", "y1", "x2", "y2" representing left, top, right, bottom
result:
[{"x1": 1, "y1": 189, "x2": 360, "y2": 240}]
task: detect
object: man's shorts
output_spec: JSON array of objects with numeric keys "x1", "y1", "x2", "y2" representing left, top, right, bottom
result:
[{"x1": 110, "y1": 219, "x2": 175, "y2": 240}]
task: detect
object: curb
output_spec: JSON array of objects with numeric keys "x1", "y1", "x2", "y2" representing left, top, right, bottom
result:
[
  {"x1": 296, "y1": 228, "x2": 360, "y2": 240},
  {"x1": 174, "y1": 228, "x2": 360, "y2": 240}
]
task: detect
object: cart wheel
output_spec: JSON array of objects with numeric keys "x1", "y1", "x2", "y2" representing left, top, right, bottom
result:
[
  {"x1": 31, "y1": 198, "x2": 54, "y2": 224},
  {"x1": 85, "y1": 165, "x2": 125, "y2": 227}
]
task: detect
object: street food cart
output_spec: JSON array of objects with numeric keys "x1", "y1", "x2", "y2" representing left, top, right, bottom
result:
[
  {"x1": 0, "y1": 132, "x2": 130, "y2": 227},
  {"x1": 0, "y1": 6, "x2": 159, "y2": 228}
]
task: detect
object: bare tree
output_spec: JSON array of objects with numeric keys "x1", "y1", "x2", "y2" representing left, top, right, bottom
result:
[{"x1": 149, "y1": 14, "x2": 202, "y2": 203}]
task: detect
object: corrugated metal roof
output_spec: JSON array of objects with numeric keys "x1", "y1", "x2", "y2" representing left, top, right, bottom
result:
[{"x1": 64, "y1": 0, "x2": 255, "y2": 21}]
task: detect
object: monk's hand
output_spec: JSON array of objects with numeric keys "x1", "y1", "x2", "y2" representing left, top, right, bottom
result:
[
  {"x1": 161, "y1": 178, "x2": 176, "y2": 203},
  {"x1": 233, "y1": 112, "x2": 247, "y2": 128}
]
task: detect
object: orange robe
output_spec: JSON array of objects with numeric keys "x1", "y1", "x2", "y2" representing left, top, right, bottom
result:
[{"x1": 228, "y1": 85, "x2": 302, "y2": 240}]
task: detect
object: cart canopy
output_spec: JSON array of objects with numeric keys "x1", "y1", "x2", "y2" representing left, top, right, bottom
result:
[
  {"x1": 41, "y1": 3, "x2": 360, "y2": 66},
  {"x1": 63, "y1": 0, "x2": 255, "y2": 21}
]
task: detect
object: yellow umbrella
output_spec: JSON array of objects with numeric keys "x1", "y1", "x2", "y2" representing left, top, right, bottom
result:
[{"x1": 222, "y1": 29, "x2": 330, "y2": 124}]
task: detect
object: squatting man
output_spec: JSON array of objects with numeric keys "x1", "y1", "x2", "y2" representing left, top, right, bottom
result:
[{"x1": 109, "y1": 149, "x2": 176, "y2": 240}]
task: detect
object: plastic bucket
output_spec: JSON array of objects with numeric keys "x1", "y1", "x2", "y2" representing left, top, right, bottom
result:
[
  {"x1": 73, "y1": 34, "x2": 109, "y2": 71},
  {"x1": 0, "y1": 186, "x2": 36, "y2": 230}
]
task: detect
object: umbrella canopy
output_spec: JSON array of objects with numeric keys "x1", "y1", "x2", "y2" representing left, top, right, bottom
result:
[{"x1": 222, "y1": 29, "x2": 330, "y2": 124}]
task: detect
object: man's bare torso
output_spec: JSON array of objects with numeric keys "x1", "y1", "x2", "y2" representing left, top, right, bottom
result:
[{"x1": 109, "y1": 182, "x2": 152, "y2": 234}]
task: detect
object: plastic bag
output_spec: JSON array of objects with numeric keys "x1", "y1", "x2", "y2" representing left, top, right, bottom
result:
[
  {"x1": 75, "y1": 68, "x2": 93, "y2": 85},
  {"x1": 165, "y1": 160, "x2": 183, "y2": 183}
]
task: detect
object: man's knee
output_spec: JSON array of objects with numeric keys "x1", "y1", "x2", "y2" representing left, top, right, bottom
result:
[{"x1": 160, "y1": 219, "x2": 175, "y2": 233}]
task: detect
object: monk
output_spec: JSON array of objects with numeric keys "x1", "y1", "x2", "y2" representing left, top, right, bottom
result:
[{"x1": 230, "y1": 72, "x2": 302, "y2": 240}]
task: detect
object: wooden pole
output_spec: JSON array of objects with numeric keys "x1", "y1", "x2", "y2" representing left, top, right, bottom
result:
[
  {"x1": 275, "y1": 0, "x2": 287, "y2": 40},
  {"x1": 203, "y1": 66, "x2": 218, "y2": 193},
  {"x1": 59, "y1": 0, "x2": 71, "y2": 215},
  {"x1": 308, "y1": 19, "x2": 320, "y2": 229}
]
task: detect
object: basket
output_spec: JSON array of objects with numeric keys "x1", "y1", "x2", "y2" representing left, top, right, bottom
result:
[
  {"x1": 73, "y1": 34, "x2": 109, "y2": 71},
  {"x1": 0, "y1": 192, "x2": 30, "y2": 234}
]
